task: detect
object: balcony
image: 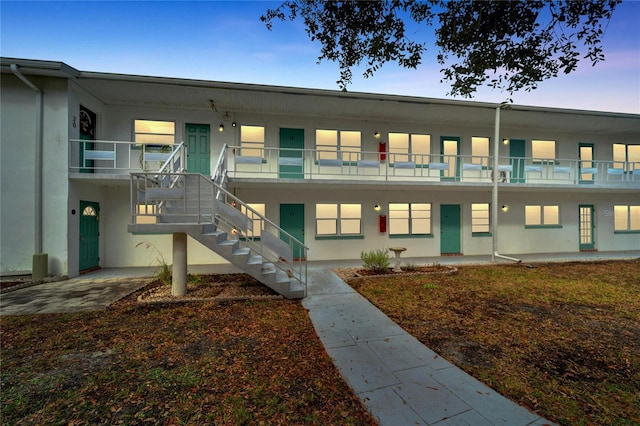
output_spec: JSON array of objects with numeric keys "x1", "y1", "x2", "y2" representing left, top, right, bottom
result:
[
  {"x1": 229, "y1": 146, "x2": 640, "y2": 188},
  {"x1": 68, "y1": 140, "x2": 639, "y2": 188},
  {"x1": 69, "y1": 139, "x2": 184, "y2": 178}
]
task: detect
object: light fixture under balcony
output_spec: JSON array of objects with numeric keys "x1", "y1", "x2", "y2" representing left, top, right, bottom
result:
[{"x1": 219, "y1": 124, "x2": 224, "y2": 132}]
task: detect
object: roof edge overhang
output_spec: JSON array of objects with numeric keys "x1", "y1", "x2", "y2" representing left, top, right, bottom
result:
[{"x1": 1, "y1": 56, "x2": 638, "y2": 120}]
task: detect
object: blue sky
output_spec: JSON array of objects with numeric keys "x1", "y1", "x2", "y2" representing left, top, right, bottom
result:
[{"x1": 2, "y1": 0, "x2": 639, "y2": 113}]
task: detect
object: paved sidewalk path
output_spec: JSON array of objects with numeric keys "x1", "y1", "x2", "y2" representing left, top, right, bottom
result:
[
  {"x1": 0, "y1": 275, "x2": 150, "y2": 315},
  {"x1": 303, "y1": 266, "x2": 554, "y2": 426}
]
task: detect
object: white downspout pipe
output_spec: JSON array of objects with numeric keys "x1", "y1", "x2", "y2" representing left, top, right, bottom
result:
[
  {"x1": 492, "y1": 102, "x2": 521, "y2": 264},
  {"x1": 10, "y1": 64, "x2": 44, "y2": 255}
]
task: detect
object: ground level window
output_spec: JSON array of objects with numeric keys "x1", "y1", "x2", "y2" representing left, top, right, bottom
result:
[
  {"x1": 316, "y1": 203, "x2": 362, "y2": 237},
  {"x1": 134, "y1": 119, "x2": 175, "y2": 145},
  {"x1": 389, "y1": 203, "x2": 431, "y2": 236},
  {"x1": 525, "y1": 205, "x2": 560, "y2": 227},
  {"x1": 241, "y1": 203, "x2": 265, "y2": 237},
  {"x1": 614, "y1": 205, "x2": 640, "y2": 232},
  {"x1": 471, "y1": 203, "x2": 490, "y2": 234}
]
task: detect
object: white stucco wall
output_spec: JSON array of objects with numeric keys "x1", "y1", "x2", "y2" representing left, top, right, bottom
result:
[{"x1": 1, "y1": 75, "x2": 70, "y2": 275}]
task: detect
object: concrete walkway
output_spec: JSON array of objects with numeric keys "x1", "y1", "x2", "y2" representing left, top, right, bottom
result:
[
  {"x1": 2, "y1": 251, "x2": 637, "y2": 424},
  {"x1": 304, "y1": 265, "x2": 552, "y2": 426}
]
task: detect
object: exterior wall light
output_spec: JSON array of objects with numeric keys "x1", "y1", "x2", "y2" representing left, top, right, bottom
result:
[
  {"x1": 502, "y1": 138, "x2": 510, "y2": 145},
  {"x1": 374, "y1": 204, "x2": 381, "y2": 211},
  {"x1": 501, "y1": 205, "x2": 509, "y2": 212},
  {"x1": 219, "y1": 124, "x2": 224, "y2": 132},
  {"x1": 374, "y1": 132, "x2": 380, "y2": 139}
]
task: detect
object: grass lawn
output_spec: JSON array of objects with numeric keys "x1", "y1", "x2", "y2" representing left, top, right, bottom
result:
[
  {"x1": 1, "y1": 290, "x2": 376, "y2": 425},
  {"x1": 347, "y1": 259, "x2": 640, "y2": 426}
]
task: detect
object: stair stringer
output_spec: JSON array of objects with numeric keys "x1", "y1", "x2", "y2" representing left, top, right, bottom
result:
[{"x1": 187, "y1": 224, "x2": 305, "y2": 299}]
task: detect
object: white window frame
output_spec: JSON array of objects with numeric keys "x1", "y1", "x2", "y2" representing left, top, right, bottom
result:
[
  {"x1": 531, "y1": 140, "x2": 556, "y2": 163},
  {"x1": 613, "y1": 143, "x2": 640, "y2": 172},
  {"x1": 134, "y1": 119, "x2": 175, "y2": 146},
  {"x1": 389, "y1": 203, "x2": 432, "y2": 236},
  {"x1": 613, "y1": 205, "x2": 640, "y2": 232},
  {"x1": 471, "y1": 203, "x2": 491, "y2": 234},
  {"x1": 525, "y1": 204, "x2": 560, "y2": 227},
  {"x1": 471, "y1": 137, "x2": 490, "y2": 168},
  {"x1": 315, "y1": 129, "x2": 361, "y2": 162},
  {"x1": 315, "y1": 203, "x2": 362, "y2": 237},
  {"x1": 388, "y1": 133, "x2": 430, "y2": 165},
  {"x1": 240, "y1": 125, "x2": 265, "y2": 158},
  {"x1": 241, "y1": 203, "x2": 265, "y2": 238}
]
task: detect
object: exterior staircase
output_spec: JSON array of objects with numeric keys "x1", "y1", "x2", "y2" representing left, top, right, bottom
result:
[{"x1": 128, "y1": 145, "x2": 307, "y2": 299}]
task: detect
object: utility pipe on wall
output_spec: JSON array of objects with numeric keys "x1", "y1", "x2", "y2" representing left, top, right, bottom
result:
[
  {"x1": 10, "y1": 64, "x2": 44, "y2": 255},
  {"x1": 492, "y1": 102, "x2": 521, "y2": 264}
]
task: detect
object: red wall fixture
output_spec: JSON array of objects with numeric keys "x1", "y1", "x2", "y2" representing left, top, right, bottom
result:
[
  {"x1": 378, "y1": 142, "x2": 387, "y2": 161},
  {"x1": 379, "y1": 215, "x2": 387, "y2": 233}
]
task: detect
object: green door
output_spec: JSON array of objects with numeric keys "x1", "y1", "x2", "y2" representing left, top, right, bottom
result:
[
  {"x1": 440, "y1": 204, "x2": 461, "y2": 254},
  {"x1": 579, "y1": 205, "x2": 596, "y2": 250},
  {"x1": 186, "y1": 123, "x2": 210, "y2": 175},
  {"x1": 440, "y1": 136, "x2": 460, "y2": 181},
  {"x1": 579, "y1": 143, "x2": 595, "y2": 184},
  {"x1": 279, "y1": 128, "x2": 304, "y2": 179},
  {"x1": 509, "y1": 139, "x2": 526, "y2": 183},
  {"x1": 79, "y1": 201, "x2": 100, "y2": 271},
  {"x1": 280, "y1": 204, "x2": 305, "y2": 259}
]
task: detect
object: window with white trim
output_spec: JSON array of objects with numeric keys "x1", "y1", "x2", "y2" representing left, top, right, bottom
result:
[
  {"x1": 389, "y1": 203, "x2": 431, "y2": 235},
  {"x1": 388, "y1": 133, "x2": 430, "y2": 164},
  {"x1": 241, "y1": 203, "x2": 265, "y2": 237},
  {"x1": 531, "y1": 140, "x2": 556, "y2": 162},
  {"x1": 471, "y1": 137, "x2": 490, "y2": 167},
  {"x1": 613, "y1": 144, "x2": 640, "y2": 172},
  {"x1": 240, "y1": 125, "x2": 265, "y2": 157},
  {"x1": 316, "y1": 203, "x2": 362, "y2": 236},
  {"x1": 525, "y1": 205, "x2": 560, "y2": 227},
  {"x1": 471, "y1": 203, "x2": 490, "y2": 234},
  {"x1": 134, "y1": 120, "x2": 175, "y2": 145},
  {"x1": 315, "y1": 129, "x2": 361, "y2": 162},
  {"x1": 614, "y1": 205, "x2": 640, "y2": 232}
]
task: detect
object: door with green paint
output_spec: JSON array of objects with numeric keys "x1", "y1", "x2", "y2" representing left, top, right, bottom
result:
[
  {"x1": 79, "y1": 201, "x2": 100, "y2": 271},
  {"x1": 440, "y1": 136, "x2": 460, "y2": 180},
  {"x1": 440, "y1": 204, "x2": 461, "y2": 254},
  {"x1": 186, "y1": 123, "x2": 210, "y2": 175},
  {"x1": 579, "y1": 205, "x2": 596, "y2": 250},
  {"x1": 279, "y1": 128, "x2": 304, "y2": 179},
  {"x1": 509, "y1": 139, "x2": 526, "y2": 183},
  {"x1": 280, "y1": 204, "x2": 305, "y2": 259}
]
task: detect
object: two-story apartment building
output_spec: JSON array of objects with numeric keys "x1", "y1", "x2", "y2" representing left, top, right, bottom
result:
[{"x1": 2, "y1": 58, "x2": 639, "y2": 294}]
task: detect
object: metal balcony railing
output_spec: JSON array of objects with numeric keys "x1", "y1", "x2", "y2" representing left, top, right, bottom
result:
[
  {"x1": 228, "y1": 145, "x2": 640, "y2": 187},
  {"x1": 69, "y1": 139, "x2": 185, "y2": 173},
  {"x1": 68, "y1": 139, "x2": 639, "y2": 187}
]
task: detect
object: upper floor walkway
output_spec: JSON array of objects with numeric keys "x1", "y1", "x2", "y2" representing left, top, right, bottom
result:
[{"x1": 69, "y1": 139, "x2": 640, "y2": 189}]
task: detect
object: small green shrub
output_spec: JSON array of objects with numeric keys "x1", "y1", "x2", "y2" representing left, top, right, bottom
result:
[{"x1": 360, "y1": 248, "x2": 390, "y2": 273}]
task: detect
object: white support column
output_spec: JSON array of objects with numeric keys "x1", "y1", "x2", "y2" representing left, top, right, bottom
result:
[
  {"x1": 492, "y1": 105, "x2": 501, "y2": 263},
  {"x1": 172, "y1": 232, "x2": 187, "y2": 296}
]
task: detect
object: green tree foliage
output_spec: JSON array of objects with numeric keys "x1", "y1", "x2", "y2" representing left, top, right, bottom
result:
[{"x1": 261, "y1": 0, "x2": 620, "y2": 97}]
